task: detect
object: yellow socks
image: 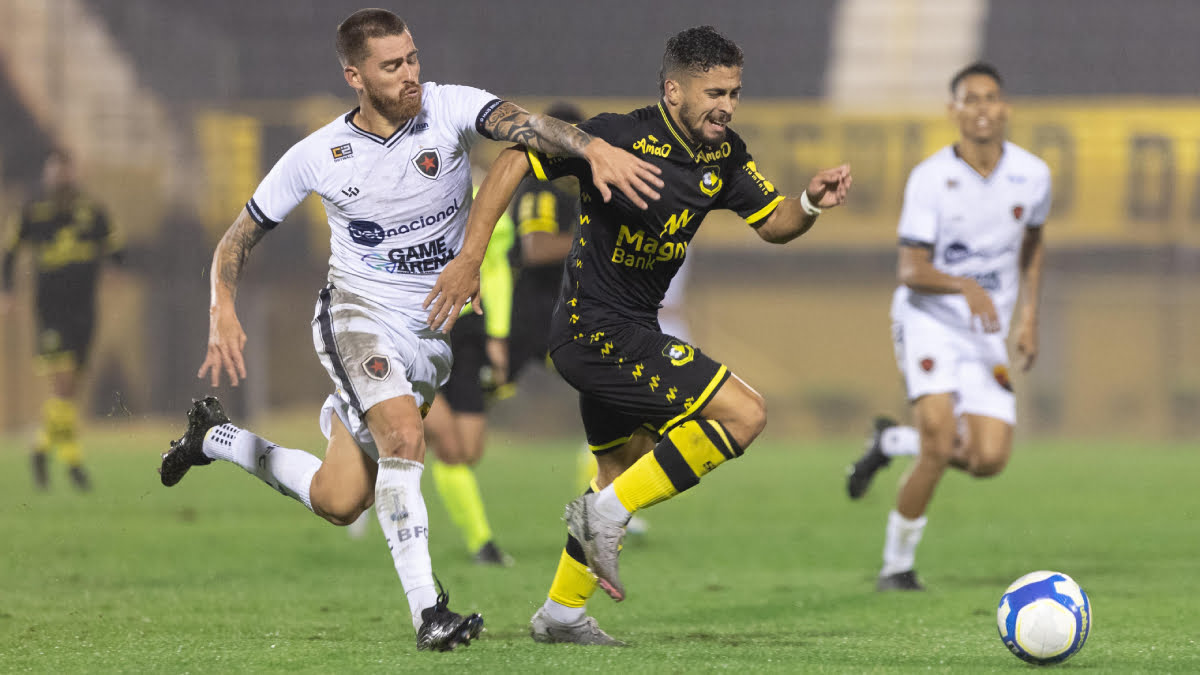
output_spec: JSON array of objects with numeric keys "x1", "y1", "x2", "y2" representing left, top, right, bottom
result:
[
  {"x1": 41, "y1": 397, "x2": 82, "y2": 466},
  {"x1": 430, "y1": 460, "x2": 493, "y2": 553},
  {"x1": 547, "y1": 486, "x2": 600, "y2": 607},
  {"x1": 612, "y1": 419, "x2": 741, "y2": 512}
]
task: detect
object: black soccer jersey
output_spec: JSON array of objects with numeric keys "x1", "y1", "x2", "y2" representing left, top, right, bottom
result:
[
  {"x1": 526, "y1": 102, "x2": 783, "y2": 346},
  {"x1": 2, "y1": 190, "x2": 121, "y2": 307}
]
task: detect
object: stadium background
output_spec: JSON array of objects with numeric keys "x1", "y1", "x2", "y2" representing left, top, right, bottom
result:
[{"x1": 1, "y1": 0, "x2": 1198, "y2": 442}]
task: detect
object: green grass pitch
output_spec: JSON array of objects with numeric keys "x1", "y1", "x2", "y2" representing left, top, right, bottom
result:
[{"x1": 1, "y1": 420, "x2": 1197, "y2": 673}]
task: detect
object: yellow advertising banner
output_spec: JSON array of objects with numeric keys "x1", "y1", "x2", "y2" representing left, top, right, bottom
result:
[{"x1": 198, "y1": 97, "x2": 1200, "y2": 249}]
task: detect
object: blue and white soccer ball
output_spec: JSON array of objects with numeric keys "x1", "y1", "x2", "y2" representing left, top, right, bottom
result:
[{"x1": 997, "y1": 570, "x2": 1091, "y2": 665}]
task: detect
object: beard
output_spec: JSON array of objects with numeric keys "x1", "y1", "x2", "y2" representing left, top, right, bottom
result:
[
  {"x1": 681, "y1": 100, "x2": 728, "y2": 146},
  {"x1": 365, "y1": 80, "x2": 422, "y2": 124}
]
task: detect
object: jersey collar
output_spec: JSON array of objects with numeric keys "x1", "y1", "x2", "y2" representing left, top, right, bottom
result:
[
  {"x1": 656, "y1": 101, "x2": 702, "y2": 161},
  {"x1": 344, "y1": 108, "x2": 416, "y2": 147}
]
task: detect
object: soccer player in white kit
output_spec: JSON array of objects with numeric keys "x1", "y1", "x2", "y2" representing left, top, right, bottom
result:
[
  {"x1": 156, "y1": 9, "x2": 663, "y2": 651},
  {"x1": 844, "y1": 63, "x2": 1049, "y2": 591}
]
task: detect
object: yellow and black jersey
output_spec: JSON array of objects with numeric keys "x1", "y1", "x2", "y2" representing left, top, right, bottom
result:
[
  {"x1": 525, "y1": 102, "x2": 783, "y2": 345},
  {"x1": 2, "y1": 190, "x2": 122, "y2": 305}
]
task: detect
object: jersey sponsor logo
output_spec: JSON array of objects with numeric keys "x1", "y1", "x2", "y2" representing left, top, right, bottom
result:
[
  {"x1": 346, "y1": 199, "x2": 461, "y2": 247},
  {"x1": 1006, "y1": 174, "x2": 1027, "y2": 184},
  {"x1": 362, "y1": 355, "x2": 391, "y2": 380},
  {"x1": 659, "y1": 209, "x2": 695, "y2": 237},
  {"x1": 993, "y1": 365, "x2": 1013, "y2": 392},
  {"x1": 742, "y1": 160, "x2": 775, "y2": 196},
  {"x1": 699, "y1": 166, "x2": 722, "y2": 197},
  {"x1": 662, "y1": 341, "x2": 694, "y2": 366},
  {"x1": 412, "y1": 148, "x2": 442, "y2": 179},
  {"x1": 361, "y1": 235, "x2": 455, "y2": 274},
  {"x1": 611, "y1": 224, "x2": 688, "y2": 269},
  {"x1": 331, "y1": 143, "x2": 354, "y2": 161},
  {"x1": 695, "y1": 142, "x2": 731, "y2": 164},
  {"x1": 1012, "y1": 204, "x2": 1025, "y2": 221},
  {"x1": 348, "y1": 220, "x2": 386, "y2": 246},
  {"x1": 632, "y1": 134, "x2": 672, "y2": 158},
  {"x1": 412, "y1": 122, "x2": 429, "y2": 133}
]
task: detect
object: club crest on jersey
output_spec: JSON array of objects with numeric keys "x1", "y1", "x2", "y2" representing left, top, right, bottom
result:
[
  {"x1": 1012, "y1": 204, "x2": 1024, "y2": 221},
  {"x1": 662, "y1": 341, "x2": 695, "y2": 366},
  {"x1": 699, "y1": 165, "x2": 723, "y2": 197},
  {"x1": 331, "y1": 143, "x2": 354, "y2": 161},
  {"x1": 993, "y1": 365, "x2": 1013, "y2": 392},
  {"x1": 919, "y1": 356, "x2": 936, "y2": 373},
  {"x1": 362, "y1": 355, "x2": 391, "y2": 380},
  {"x1": 413, "y1": 148, "x2": 441, "y2": 179}
]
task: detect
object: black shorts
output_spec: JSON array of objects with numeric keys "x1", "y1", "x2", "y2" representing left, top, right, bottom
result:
[
  {"x1": 550, "y1": 322, "x2": 729, "y2": 452},
  {"x1": 35, "y1": 301, "x2": 95, "y2": 369},
  {"x1": 441, "y1": 312, "x2": 489, "y2": 414}
]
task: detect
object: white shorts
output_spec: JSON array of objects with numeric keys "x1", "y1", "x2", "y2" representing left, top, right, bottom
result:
[
  {"x1": 891, "y1": 302, "x2": 1016, "y2": 425},
  {"x1": 311, "y1": 284, "x2": 452, "y2": 457}
]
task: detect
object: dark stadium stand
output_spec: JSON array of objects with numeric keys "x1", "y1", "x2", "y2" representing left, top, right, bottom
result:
[
  {"x1": 983, "y1": 0, "x2": 1200, "y2": 96},
  {"x1": 85, "y1": 0, "x2": 835, "y2": 100}
]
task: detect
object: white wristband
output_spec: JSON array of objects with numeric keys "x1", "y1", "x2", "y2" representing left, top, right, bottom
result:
[{"x1": 800, "y1": 190, "x2": 823, "y2": 216}]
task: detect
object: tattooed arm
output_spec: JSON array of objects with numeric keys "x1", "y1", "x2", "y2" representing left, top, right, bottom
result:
[
  {"x1": 198, "y1": 208, "x2": 268, "y2": 387},
  {"x1": 481, "y1": 101, "x2": 663, "y2": 209}
]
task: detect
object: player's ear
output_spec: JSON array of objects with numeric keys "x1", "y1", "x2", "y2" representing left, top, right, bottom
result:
[
  {"x1": 663, "y1": 78, "x2": 682, "y2": 107},
  {"x1": 343, "y1": 64, "x2": 362, "y2": 91}
]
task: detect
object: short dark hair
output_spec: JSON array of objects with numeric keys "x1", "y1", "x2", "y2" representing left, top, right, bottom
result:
[
  {"x1": 949, "y1": 62, "x2": 1003, "y2": 95},
  {"x1": 336, "y1": 8, "x2": 408, "y2": 67},
  {"x1": 544, "y1": 101, "x2": 584, "y2": 125},
  {"x1": 659, "y1": 26, "x2": 744, "y2": 95}
]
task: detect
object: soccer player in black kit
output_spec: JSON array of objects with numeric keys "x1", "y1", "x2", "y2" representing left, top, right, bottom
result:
[
  {"x1": 430, "y1": 26, "x2": 852, "y2": 645},
  {"x1": 2, "y1": 149, "x2": 122, "y2": 491}
]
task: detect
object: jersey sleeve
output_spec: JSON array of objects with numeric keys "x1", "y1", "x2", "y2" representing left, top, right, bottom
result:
[
  {"x1": 1027, "y1": 166, "x2": 1052, "y2": 227},
  {"x1": 246, "y1": 141, "x2": 319, "y2": 229},
  {"x1": 718, "y1": 136, "x2": 785, "y2": 227},
  {"x1": 897, "y1": 166, "x2": 938, "y2": 247},
  {"x1": 524, "y1": 113, "x2": 628, "y2": 183},
  {"x1": 435, "y1": 84, "x2": 503, "y2": 147}
]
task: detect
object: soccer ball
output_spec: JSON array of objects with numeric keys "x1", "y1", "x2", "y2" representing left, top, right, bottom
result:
[{"x1": 996, "y1": 570, "x2": 1091, "y2": 665}]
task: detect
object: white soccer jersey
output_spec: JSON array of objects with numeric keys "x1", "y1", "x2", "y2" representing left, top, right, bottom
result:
[
  {"x1": 893, "y1": 141, "x2": 1051, "y2": 335},
  {"x1": 247, "y1": 82, "x2": 504, "y2": 332}
]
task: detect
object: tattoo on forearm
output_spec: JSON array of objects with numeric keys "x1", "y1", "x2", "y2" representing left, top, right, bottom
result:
[
  {"x1": 216, "y1": 219, "x2": 266, "y2": 297},
  {"x1": 484, "y1": 102, "x2": 591, "y2": 156}
]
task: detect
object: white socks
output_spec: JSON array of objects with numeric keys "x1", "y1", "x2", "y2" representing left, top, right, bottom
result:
[
  {"x1": 881, "y1": 509, "x2": 927, "y2": 577},
  {"x1": 374, "y1": 457, "x2": 437, "y2": 631},
  {"x1": 543, "y1": 598, "x2": 586, "y2": 626},
  {"x1": 592, "y1": 484, "x2": 632, "y2": 524},
  {"x1": 202, "y1": 424, "x2": 321, "y2": 510},
  {"x1": 881, "y1": 425, "x2": 920, "y2": 458}
]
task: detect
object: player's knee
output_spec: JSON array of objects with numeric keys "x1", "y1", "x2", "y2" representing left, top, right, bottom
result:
[
  {"x1": 727, "y1": 389, "x2": 767, "y2": 449},
  {"x1": 968, "y1": 449, "x2": 1010, "y2": 478},
  {"x1": 375, "y1": 425, "x2": 425, "y2": 460}
]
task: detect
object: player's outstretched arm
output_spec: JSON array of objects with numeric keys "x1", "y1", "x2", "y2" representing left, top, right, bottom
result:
[
  {"x1": 1015, "y1": 226, "x2": 1044, "y2": 370},
  {"x1": 480, "y1": 101, "x2": 663, "y2": 209},
  {"x1": 425, "y1": 147, "x2": 530, "y2": 332},
  {"x1": 198, "y1": 208, "x2": 267, "y2": 386},
  {"x1": 756, "y1": 165, "x2": 852, "y2": 244}
]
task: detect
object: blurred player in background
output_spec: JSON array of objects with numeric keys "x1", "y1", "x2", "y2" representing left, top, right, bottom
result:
[
  {"x1": 156, "y1": 8, "x2": 662, "y2": 652},
  {"x1": 845, "y1": 62, "x2": 1048, "y2": 591},
  {"x1": 1, "y1": 149, "x2": 123, "y2": 491},
  {"x1": 449, "y1": 25, "x2": 851, "y2": 645}
]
